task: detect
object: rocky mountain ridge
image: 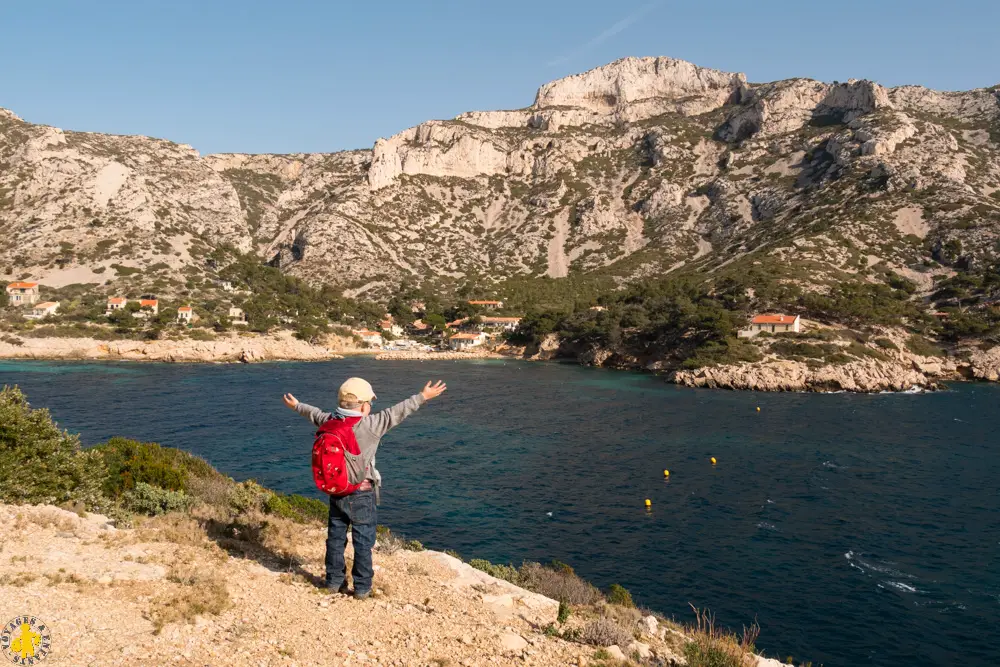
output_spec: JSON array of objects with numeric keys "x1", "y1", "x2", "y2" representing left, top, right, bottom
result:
[{"x1": 1, "y1": 56, "x2": 999, "y2": 304}]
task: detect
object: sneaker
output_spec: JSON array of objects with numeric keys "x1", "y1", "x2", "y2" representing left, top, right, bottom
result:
[
  {"x1": 353, "y1": 589, "x2": 371, "y2": 600},
  {"x1": 324, "y1": 582, "x2": 350, "y2": 595}
]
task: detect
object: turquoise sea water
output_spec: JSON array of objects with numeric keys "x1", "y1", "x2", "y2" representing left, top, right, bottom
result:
[{"x1": 1, "y1": 359, "x2": 998, "y2": 666}]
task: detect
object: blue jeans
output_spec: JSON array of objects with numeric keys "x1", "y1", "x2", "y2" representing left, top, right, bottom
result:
[{"x1": 326, "y1": 489, "x2": 376, "y2": 593}]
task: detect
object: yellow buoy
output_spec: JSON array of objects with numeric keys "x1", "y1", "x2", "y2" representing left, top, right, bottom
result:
[
  {"x1": 710, "y1": 457, "x2": 717, "y2": 465},
  {"x1": 756, "y1": 406, "x2": 761, "y2": 412},
  {"x1": 644, "y1": 499, "x2": 652, "y2": 508},
  {"x1": 663, "y1": 469, "x2": 670, "y2": 477}
]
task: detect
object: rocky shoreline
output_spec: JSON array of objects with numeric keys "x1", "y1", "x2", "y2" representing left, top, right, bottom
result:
[
  {"x1": 4, "y1": 333, "x2": 999, "y2": 394},
  {"x1": 0, "y1": 332, "x2": 359, "y2": 364},
  {"x1": 374, "y1": 350, "x2": 504, "y2": 361}
]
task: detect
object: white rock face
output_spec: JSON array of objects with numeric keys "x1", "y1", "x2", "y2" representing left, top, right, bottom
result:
[
  {"x1": 534, "y1": 57, "x2": 745, "y2": 114},
  {"x1": 369, "y1": 57, "x2": 746, "y2": 189}
]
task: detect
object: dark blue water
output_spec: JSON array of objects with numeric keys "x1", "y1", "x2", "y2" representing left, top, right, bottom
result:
[{"x1": 1, "y1": 359, "x2": 998, "y2": 667}]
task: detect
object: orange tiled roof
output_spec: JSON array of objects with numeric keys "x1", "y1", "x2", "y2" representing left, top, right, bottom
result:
[
  {"x1": 178, "y1": 306, "x2": 193, "y2": 311},
  {"x1": 468, "y1": 300, "x2": 502, "y2": 305},
  {"x1": 34, "y1": 302, "x2": 58, "y2": 309},
  {"x1": 451, "y1": 333, "x2": 482, "y2": 340},
  {"x1": 7, "y1": 282, "x2": 38, "y2": 289},
  {"x1": 140, "y1": 299, "x2": 158, "y2": 307},
  {"x1": 752, "y1": 314, "x2": 798, "y2": 325},
  {"x1": 107, "y1": 297, "x2": 127, "y2": 304}
]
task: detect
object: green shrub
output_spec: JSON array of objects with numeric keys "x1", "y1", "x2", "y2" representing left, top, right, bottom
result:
[
  {"x1": 557, "y1": 601, "x2": 571, "y2": 624},
  {"x1": 905, "y1": 334, "x2": 945, "y2": 357},
  {"x1": 263, "y1": 492, "x2": 328, "y2": 523},
  {"x1": 123, "y1": 482, "x2": 191, "y2": 516},
  {"x1": 874, "y1": 337, "x2": 898, "y2": 350},
  {"x1": 606, "y1": 583, "x2": 635, "y2": 608},
  {"x1": 228, "y1": 479, "x2": 270, "y2": 514},
  {"x1": 0, "y1": 386, "x2": 106, "y2": 508},
  {"x1": 469, "y1": 559, "x2": 523, "y2": 584},
  {"x1": 93, "y1": 437, "x2": 218, "y2": 497}
]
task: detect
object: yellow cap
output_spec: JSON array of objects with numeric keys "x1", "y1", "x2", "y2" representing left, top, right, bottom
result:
[{"x1": 339, "y1": 377, "x2": 376, "y2": 403}]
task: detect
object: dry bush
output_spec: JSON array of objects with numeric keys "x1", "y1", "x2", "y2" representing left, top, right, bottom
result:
[
  {"x1": 578, "y1": 616, "x2": 635, "y2": 648},
  {"x1": 186, "y1": 474, "x2": 235, "y2": 509},
  {"x1": 683, "y1": 605, "x2": 760, "y2": 667},
  {"x1": 135, "y1": 513, "x2": 209, "y2": 547},
  {"x1": 519, "y1": 562, "x2": 602, "y2": 605},
  {"x1": 146, "y1": 566, "x2": 230, "y2": 633},
  {"x1": 23, "y1": 508, "x2": 78, "y2": 532}
]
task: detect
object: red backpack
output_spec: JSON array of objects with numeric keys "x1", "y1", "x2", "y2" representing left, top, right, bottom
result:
[{"x1": 312, "y1": 416, "x2": 366, "y2": 496}]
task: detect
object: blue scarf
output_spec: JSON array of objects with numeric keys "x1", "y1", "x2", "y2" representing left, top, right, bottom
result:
[{"x1": 335, "y1": 407, "x2": 364, "y2": 419}]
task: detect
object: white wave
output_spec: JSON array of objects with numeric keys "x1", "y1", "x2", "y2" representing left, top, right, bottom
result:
[
  {"x1": 756, "y1": 522, "x2": 777, "y2": 531},
  {"x1": 886, "y1": 581, "x2": 919, "y2": 593}
]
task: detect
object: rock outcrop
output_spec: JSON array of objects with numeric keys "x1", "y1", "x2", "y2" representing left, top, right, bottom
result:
[
  {"x1": 0, "y1": 332, "x2": 353, "y2": 363},
  {"x1": 2, "y1": 55, "x2": 999, "y2": 299},
  {"x1": 670, "y1": 358, "x2": 941, "y2": 393}
]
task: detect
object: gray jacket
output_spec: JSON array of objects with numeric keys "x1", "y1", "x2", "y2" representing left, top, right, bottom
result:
[{"x1": 295, "y1": 393, "x2": 426, "y2": 490}]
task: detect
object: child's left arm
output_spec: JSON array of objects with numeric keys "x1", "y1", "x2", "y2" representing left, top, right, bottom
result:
[{"x1": 282, "y1": 393, "x2": 332, "y2": 427}]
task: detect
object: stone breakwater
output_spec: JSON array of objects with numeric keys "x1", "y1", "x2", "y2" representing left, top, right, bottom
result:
[
  {"x1": 0, "y1": 333, "x2": 352, "y2": 363},
  {"x1": 374, "y1": 350, "x2": 503, "y2": 361}
]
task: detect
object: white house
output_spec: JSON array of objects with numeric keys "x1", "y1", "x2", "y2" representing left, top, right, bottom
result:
[
  {"x1": 480, "y1": 316, "x2": 522, "y2": 333},
  {"x1": 739, "y1": 314, "x2": 801, "y2": 337},
  {"x1": 177, "y1": 306, "x2": 194, "y2": 323},
  {"x1": 449, "y1": 332, "x2": 487, "y2": 350},
  {"x1": 229, "y1": 307, "x2": 248, "y2": 325},
  {"x1": 134, "y1": 299, "x2": 159, "y2": 319},
  {"x1": 106, "y1": 297, "x2": 127, "y2": 316},
  {"x1": 468, "y1": 300, "x2": 503, "y2": 310},
  {"x1": 26, "y1": 301, "x2": 59, "y2": 320},
  {"x1": 355, "y1": 329, "x2": 384, "y2": 347},
  {"x1": 6, "y1": 282, "x2": 39, "y2": 306}
]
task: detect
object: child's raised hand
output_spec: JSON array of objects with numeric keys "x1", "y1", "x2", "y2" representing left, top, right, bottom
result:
[
  {"x1": 282, "y1": 393, "x2": 299, "y2": 409},
  {"x1": 421, "y1": 380, "x2": 447, "y2": 401}
]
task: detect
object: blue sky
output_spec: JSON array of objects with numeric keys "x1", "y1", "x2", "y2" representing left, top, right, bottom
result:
[{"x1": 2, "y1": 0, "x2": 997, "y2": 155}]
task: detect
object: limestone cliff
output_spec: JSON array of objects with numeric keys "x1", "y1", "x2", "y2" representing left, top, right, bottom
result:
[{"x1": 1, "y1": 56, "x2": 999, "y2": 301}]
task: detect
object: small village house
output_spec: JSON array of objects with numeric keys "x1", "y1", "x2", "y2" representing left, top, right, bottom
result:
[
  {"x1": 379, "y1": 316, "x2": 404, "y2": 338},
  {"x1": 410, "y1": 319, "x2": 429, "y2": 332},
  {"x1": 739, "y1": 314, "x2": 801, "y2": 337},
  {"x1": 177, "y1": 306, "x2": 194, "y2": 323},
  {"x1": 480, "y1": 316, "x2": 522, "y2": 333},
  {"x1": 105, "y1": 297, "x2": 127, "y2": 316},
  {"x1": 229, "y1": 307, "x2": 248, "y2": 325},
  {"x1": 134, "y1": 299, "x2": 159, "y2": 319},
  {"x1": 447, "y1": 317, "x2": 469, "y2": 330},
  {"x1": 355, "y1": 329, "x2": 384, "y2": 347},
  {"x1": 468, "y1": 300, "x2": 503, "y2": 310},
  {"x1": 26, "y1": 301, "x2": 59, "y2": 320},
  {"x1": 449, "y1": 332, "x2": 487, "y2": 351},
  {"x1": 6, "y1": 282, "x2": 39, "y2": 307},
  {"x1": 410, "y1": 301, "x2": 426, "y2": 314}
]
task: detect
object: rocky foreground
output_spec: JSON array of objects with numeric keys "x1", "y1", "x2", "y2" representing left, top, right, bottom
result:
[{"x1": 0, "y1": 504, "x2": 791, "y2": 667}]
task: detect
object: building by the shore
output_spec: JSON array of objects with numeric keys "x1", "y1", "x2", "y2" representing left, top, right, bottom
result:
[
  {"x1": 6, "y1": 281, "x2": 39, "y2": 306},
  {"x1": 26, "y1": 301, "x2": 59, "y2": 320},
  {"x1": 480, "y1": 316, "x2": 522, "y2": 333},
  {"x1": 229, "y1": 307, "x2": 248, "y2": 326},
  {"x1": 739, "y1": 314, "x2": 801, "y2": 337},
  {"x1": 468, "y1": 300, "x2": 503, "y2": 310},
  {"x1": 134, "y1": 299, "x2": 159, "y2": 319},
  {"x1": 106, "y1": 297, "x2": 128, "y2": 316},
  {"x1": 449, "y1": 332, "x2": 487, "y2": 350}
]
